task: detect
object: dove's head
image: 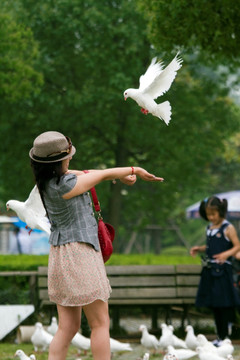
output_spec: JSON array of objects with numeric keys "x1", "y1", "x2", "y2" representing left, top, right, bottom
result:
[
  {"x1": 6, "y1": 200, "x2": 18, "y2": 211},
  {"x1": 14, "y1": 350, "x2": 24, "y2": 358},
  {"x1": 139, "y1": 324, "x2": 147, "y2": 332},
  {"x1": 123, "y1": 88, "x2": 138, "y2": 100}
]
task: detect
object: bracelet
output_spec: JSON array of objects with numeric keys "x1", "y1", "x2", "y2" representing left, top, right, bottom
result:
[{"x1": 131, "y1": 166, "x2": 134, "y2": 175}]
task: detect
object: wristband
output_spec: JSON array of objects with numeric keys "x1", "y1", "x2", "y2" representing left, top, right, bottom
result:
[{"x1": 131, "y1": 166, "x2": 134, "y2": 175}]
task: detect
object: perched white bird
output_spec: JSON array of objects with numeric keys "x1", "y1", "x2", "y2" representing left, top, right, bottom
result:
[
  {"x1": 139, "y1": 324, "x2": 159, "y2": 351},
  {"x1": 110, "y1": 337, "x2": 133, "y2": 353},
  {"x1": 197, "y1": 334, "x2": 218, "y2": 353},
  {"x1": 31, "y1": 322, "x2": 53, "y2": 351},
  {"x1": 216, "y1": 338, "x2": 234, "y2": 357},
  {"x1": 139, "y1": 325, "x2": 159, "y2": 350},
  {"x1": 167, "y1": 345, "x2": 197, "y2": 360},
  {"x1": 14, "y1": 350, "x2": 33, "y2": 360},
  {"x1": 185, "y1": 325, "x2": 199, "y2": 350},
  {"x1": 168, "y1": 325, "x2": 187, "y2": 349},
  {"x1": 143, "y1": 352, "x2": 150, "y2": 360},
  {"x1": 159, "y1": 323, "x2": 174, "y2": 348},
  {"x1": 123, "y1": 53, "x2": 182, "y2": 125},
  {"x1": 71, "y1": 332, "x2": 91, "y2": 353},
  {"x1": 47, "y1": 316, "x2": 58, "y2": 335},
  {"x1": 196, "y1": 346, "x2": 226, "y2": 360},
  {"x1": 6, "y1": 185, "x2": 50, "y2": 235}
]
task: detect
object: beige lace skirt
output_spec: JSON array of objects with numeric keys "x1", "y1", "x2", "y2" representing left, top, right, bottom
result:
[{"x1": 48, "y1": 242, "x2": 112, "y2": 306}]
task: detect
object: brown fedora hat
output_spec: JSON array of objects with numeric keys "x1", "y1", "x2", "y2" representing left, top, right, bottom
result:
[{"x1": 29, "y1": 131, "x2": 76, "y2": 163}]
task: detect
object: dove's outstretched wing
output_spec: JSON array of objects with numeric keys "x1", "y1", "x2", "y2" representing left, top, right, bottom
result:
[
  {"x1": 25, "y1": 185, "x2": 46, "y2": 217},
  {"x1": 143, "y1": 53, "x2": 183, "y2": 99},
  {"x1": 139, "y1": 57, "x2": 164, "y2": 91}
]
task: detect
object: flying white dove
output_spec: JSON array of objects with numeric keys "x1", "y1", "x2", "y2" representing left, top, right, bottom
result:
[
  {"x1": 14, "y1": 350, "x2": 34, "y2": 360},
  {"x1": 110, "y1": 337, "x2": 133, "y2": 353},
  {"x1": 185, "y1": 325, "x2": 199, "y2": 350},
  {"x1": 124, "y1": 53, "x2": 182, "y2": 125},
  {"x1": 31, "y1": 322, "x2": 53, "y2": 352},
  {"x1": 47, "y1": 316, "x2": 58, "y2": 336},
  {"x1": 139, "y1": 324, "x2": 159, "y2": 351},
  {"x1": 6, "y1": 185, "x2": 51, "y2": 235}
]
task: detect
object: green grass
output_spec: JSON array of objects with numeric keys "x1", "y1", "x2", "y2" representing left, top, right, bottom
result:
[
  {"x1": 0, "y1": 251, "x2": 201, "y2": 271},
  {"x1": 0, "y1": 344, "x2": 89, "y2": 360}
]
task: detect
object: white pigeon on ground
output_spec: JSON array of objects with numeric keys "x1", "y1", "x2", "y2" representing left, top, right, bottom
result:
[
  {"x1": 6, "y1": 185, "x2": 50, "y2": 235},
  {"x1": 110, "y1": 337, "x2": 133, "y2": 353},
  {"x1": 47, "y1": 316, "x2": 58, "y2": 335},
  {"x1": 159, "y1": 323, "x2": 174, "y2": 348},
  {"x1": 14, "y1": 350, "x2": 33, "y2": 360},
  {"x1": 29, "y1": 356, "x2": 36, "y2": 360},
  {"x1": 143, "y1": 352, "x2": 150, "y2": 360},
  {"x1": 167, "y1": 345, "x2": 197, "y2": 360},
  {"x1": 71, "y1": 332, "x2": 91, "y2": 354},
  {"x1": 216, "y1": 338, "x2": 234, "y2": 357},
  {"x1": 196, "y1": 346, "x2": 227, "y2": 360},
  {"x1": 139, "y1": 324, "x2": 159, "y2": 351},
  {"x1": 168, "y1": 325, "x2": 187, "y2": 348},
  {"x1": 185, "y1": 325, "x2": 199, "y2": 350},
  {"x1": 123, "y1": 53, "x2": 182, "y2": 125},
  {"x1": 197, "y1": 334, "x2": 218, "y2": 353},
  {"x1": 31, "y1": 322, "x2": 53, "y2": 351}
]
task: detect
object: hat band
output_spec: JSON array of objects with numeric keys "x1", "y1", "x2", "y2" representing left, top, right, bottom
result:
[{"x1": 32, "y1": 150, "x2": 70, "y2": 162}]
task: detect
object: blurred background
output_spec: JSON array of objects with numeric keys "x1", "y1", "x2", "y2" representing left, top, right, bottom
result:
[{"x1": 1, "y1": 0, "x2": 240, "y2": 255}]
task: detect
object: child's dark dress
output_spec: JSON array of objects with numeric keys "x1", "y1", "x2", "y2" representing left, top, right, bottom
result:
[{"x1": 196, "y1": 220, "x2": 240, "y2": 308}]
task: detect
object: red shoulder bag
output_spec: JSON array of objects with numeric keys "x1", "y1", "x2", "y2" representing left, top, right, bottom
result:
[{"x1": 84, "y1": 171, "x2": 115, "y2": 263}]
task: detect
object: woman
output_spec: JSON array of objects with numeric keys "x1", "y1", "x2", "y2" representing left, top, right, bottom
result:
[{"x1": 29, "y1": 131, "x2": 164, "y2": 360}]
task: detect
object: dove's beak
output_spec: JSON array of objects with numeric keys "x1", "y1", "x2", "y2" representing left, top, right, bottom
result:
[{"x1": 124, "y1": 97, "x2": 127, "y2": 101}]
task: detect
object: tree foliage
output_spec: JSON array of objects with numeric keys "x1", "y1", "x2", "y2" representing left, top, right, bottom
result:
[
  {"x1": 0, "y1": 12, "x2": 43, "y2": 102},
  {"x1": 137, "y1": 0, "x2": 240, "y2": 63}
]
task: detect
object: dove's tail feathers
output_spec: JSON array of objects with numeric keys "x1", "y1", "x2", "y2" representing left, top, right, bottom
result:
[{"x1": 153, "y1": 101, "x2": 171, "y2": 125}]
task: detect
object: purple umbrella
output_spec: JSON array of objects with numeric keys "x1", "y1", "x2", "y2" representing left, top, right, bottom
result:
[{"x1": 186, "y1": 191, "x2": 240, "y2": 220}]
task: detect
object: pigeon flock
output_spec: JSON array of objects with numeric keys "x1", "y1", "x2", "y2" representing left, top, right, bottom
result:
[
  {"x1": 138, "y1": 323, "x2": 235, "y2": 360},
  {"x1": 14, "y1": 317, "x2": 133, "y2": 359},
  {"x1": 13, "y1": 320, "x2": 237, "y2": 360},
  {"x1": 123, "y1": 53, "x2": 183, "y2": 125}
]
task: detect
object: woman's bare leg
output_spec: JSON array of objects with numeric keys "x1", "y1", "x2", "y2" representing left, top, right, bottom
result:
[
  {"x1": 83, "y1": 300, "x2": 110, "y2": 360},
  {"x1": 48, "y1": 304, "x2": 81, "y2": 360}
]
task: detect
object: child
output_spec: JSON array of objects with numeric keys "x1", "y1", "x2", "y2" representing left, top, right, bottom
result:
[{"x1": 190, "y1": 196, "x2": 240, "y2": 346}]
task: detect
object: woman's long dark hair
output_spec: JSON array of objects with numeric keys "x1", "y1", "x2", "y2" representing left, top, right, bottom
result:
[
  {"x1": 199, "y1": 196, "x2": 228, "y2": 221},
  {"x1": 30, "y1": 159, "x2": 64, "y2": 210}
]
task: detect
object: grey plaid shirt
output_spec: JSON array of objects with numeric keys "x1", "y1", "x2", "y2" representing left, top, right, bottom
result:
[{"x1": 43, "y1": 173, "x2": 100, "y2": 251}]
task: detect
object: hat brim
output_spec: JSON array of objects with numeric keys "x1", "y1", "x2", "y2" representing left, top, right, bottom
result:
[{"x1": 29, "y1": 145, "x2": 76, "y2": 163}]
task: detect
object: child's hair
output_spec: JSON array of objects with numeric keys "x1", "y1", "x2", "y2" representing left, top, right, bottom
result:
[{"x1": 199, "y1": 196, "x2": 228, "y2": 221}]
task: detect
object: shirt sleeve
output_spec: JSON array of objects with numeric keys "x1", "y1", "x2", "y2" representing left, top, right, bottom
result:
[{"x1": 58, "y1": 173, "x2": 78, "y2": 196}]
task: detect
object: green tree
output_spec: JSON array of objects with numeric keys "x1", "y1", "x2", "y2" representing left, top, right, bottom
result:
[{"x1": 0, "y1": 12, "x2": 42, "y2": 102}]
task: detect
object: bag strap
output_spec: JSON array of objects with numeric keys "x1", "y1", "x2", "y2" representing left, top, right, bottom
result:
[{"x1": 83, "y1": 170, "x2": 101, "y2": 214}]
